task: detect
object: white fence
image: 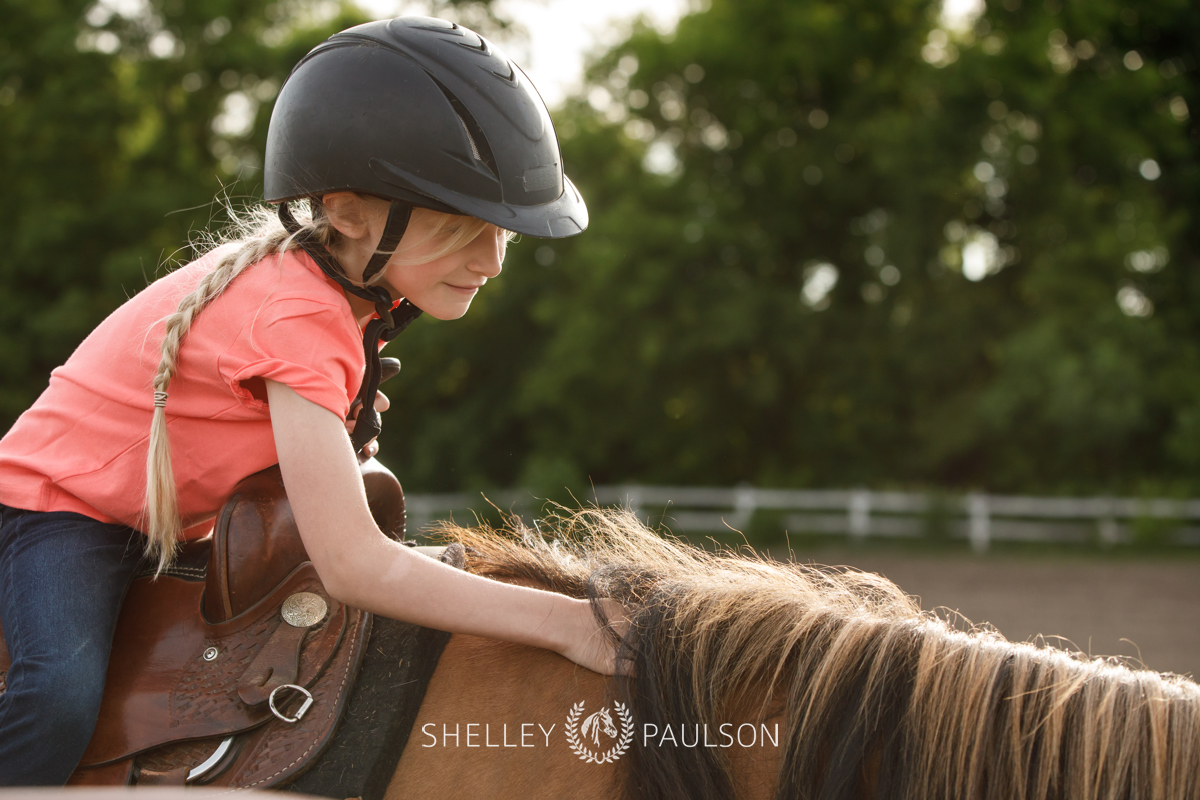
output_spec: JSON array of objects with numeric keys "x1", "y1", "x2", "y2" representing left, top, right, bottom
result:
[{"x1": 404, "y1": 485, "x2": 1200, "y2": 552}]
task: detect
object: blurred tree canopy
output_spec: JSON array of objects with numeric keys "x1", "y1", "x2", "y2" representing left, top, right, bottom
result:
[
  {"x1": 387, "y1": 0, "x2": 1200, "y2": 497},
  {"x1": 2, "y1": 0, "x2": 1198, "y2": 498},
  {"x1": 0, "y1": 0, "x2": 352, "y2": 420},
  {"x1": 0, "y1": 0, "x2": 504, "y2": 418}
]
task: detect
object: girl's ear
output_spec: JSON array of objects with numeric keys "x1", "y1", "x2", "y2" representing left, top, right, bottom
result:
[{"x1": 321, "y1": 192, "x2": 378, "y2": 240}]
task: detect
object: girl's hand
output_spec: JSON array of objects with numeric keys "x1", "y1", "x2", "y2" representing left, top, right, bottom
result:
[
  {"x1": 557, "y1": 597, "x2": 634, "y2": 676},
  {"x1": 345, "y1": 390, "x2": 389, "y2": 458}
]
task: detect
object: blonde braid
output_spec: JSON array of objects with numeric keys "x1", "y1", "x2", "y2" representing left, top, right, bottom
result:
[{"x1": 144, "y1": 204, "x2": 326, "y2": 573}]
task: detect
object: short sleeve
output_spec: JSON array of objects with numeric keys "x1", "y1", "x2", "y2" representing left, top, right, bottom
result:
[{"x1": 229, "y1": 297, "x2": 362, "y2": 419}]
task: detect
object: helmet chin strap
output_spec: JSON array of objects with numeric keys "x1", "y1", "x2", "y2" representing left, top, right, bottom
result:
[{"x1": 278, "y1": 200, "x2": 422, "y2": 453}]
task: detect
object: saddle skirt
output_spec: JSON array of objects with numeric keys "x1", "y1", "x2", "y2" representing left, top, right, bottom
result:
[{"x1": 0, "y1": 459, "x2": 443, "y2": 789}]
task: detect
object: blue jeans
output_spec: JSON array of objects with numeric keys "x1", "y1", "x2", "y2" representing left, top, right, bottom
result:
[{"x1": 0, "y1": 506, "x2": 145, "y2": 786}]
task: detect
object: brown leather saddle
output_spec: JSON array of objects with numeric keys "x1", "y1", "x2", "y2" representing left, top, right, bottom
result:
[{"x1": 0, "y1": 457, "x2": 422, "y2": 788}]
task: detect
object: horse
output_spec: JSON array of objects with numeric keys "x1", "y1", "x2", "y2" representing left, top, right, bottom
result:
[
  {"x1": 10, "y1": 502, "x2": 1195, "y2": 798},
  {"x1": 381, "y1": 507, "x2": 1200, "y2": 800}
]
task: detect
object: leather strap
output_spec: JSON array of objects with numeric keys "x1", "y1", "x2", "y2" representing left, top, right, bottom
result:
[
  {"x1": 137, "y1": 766, "x2": 189, "y2": 786},
  {"x1": 67, "y1": 758, "x2": 135, "y2": 786},
  {"x1": 237, "y1": 620, "x2": 311, "y2": 707}
]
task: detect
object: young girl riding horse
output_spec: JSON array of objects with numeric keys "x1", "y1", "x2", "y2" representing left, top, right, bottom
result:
[{"x1": 0, "y1": 17, "x2": 622, "y2": 785}]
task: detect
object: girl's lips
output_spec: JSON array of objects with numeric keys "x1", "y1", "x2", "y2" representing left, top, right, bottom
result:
[{"x1": 446, "y1": 283, "x2": 482, "y2": 295}]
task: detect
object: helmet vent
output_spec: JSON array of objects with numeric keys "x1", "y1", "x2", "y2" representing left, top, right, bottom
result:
[
  {"x1": 430, "y1": 75, "x2": 498, "y2": 178},
  {"x1": 457, "y1": 114, "x2": 482, "y2": 163}
]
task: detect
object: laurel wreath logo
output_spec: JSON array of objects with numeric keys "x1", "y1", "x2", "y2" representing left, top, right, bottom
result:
[{"x1": 565, "y1": 700, "x2": 634, "y2": 763}]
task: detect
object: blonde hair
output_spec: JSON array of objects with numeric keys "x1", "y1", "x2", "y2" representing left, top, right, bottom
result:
[
  {"x1": 382, "y1": 207, "x2": 515, "y2": 269},
  {"x1": 144, "y1": 198, "x2": 508, "y2": 573}
]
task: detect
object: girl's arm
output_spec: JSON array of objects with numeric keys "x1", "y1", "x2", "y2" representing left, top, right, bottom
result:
[{"x1": 264, "y1": 379, "x2": 624, "y2": 675}]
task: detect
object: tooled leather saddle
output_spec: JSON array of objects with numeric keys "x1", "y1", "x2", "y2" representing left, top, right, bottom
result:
[{"x1": 0, "y1": 457, "x2": 455, "y2": 789}]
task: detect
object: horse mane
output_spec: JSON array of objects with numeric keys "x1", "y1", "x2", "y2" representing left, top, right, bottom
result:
[{"x1": 434, "y1": 508, "x2": 1200, "y2": 800}]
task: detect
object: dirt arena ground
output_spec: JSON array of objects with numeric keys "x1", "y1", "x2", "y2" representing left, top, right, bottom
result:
[{"x1": 777, "y1": 545, "x2": 1200, "y2": 679}]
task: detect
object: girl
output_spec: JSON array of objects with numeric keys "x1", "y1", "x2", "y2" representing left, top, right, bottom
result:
[{"x1": 0, "y1": 17, "x2": 621, "y2": 786}]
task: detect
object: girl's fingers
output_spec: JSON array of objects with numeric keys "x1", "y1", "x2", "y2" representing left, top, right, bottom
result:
[{"x1": 374, "y1": 390, "x2": 389, "y2": 413}]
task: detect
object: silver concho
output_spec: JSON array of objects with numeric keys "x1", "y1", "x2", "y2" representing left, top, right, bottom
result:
[{"x1": 281, "y1": 592, "x2": 328, "y2": 628}]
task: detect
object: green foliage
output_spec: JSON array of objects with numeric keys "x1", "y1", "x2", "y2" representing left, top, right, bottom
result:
[
  {"x1": 0, "y1": 0, "x2": 504, "y2": 421},
  {"x1": 384, "y1": 0, "x2": 1200, "y2": 496},
  {"x1": 0, "y1": 0, "x2": 374, "y2": 421},
  {"x1": 3, "y1": 0, "x2": 1199, "y2": 501}
]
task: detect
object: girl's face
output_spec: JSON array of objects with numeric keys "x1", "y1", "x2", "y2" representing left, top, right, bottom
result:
[
  {"x1": 324, "y1": 194, "x2": 506, "y2": 322},
  {"x1": 375, "y1": 210, "x2": 506, "y2": 321}
]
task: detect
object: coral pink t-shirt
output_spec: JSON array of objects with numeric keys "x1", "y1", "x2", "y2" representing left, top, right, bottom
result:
[{"x1": 0, "y1": 248, "x2": 371, "y2": 540}]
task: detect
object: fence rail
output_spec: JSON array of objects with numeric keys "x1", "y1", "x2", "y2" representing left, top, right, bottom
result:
[{"x1": 404, "y1": 486, "x2": 1200, "y2": 551}]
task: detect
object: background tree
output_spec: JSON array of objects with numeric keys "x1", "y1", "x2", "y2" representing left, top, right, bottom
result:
[
  {"x1": 3, "y1": 0, "x2": 1197, "y2": 500},
  {"x1": 0, "y1": 0, "x2": 504, "y2": 419},
  {"x1": 383, "y1": 0, "x2": 1200, "y2": 498}
]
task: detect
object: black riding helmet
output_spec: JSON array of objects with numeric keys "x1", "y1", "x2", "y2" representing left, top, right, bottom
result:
[
  {"x1": 262, "y1": 16, "x2": 588, "y2": 451},
  {"x1": 266, "y1": 16, "x2": 588, "y2": 237}
]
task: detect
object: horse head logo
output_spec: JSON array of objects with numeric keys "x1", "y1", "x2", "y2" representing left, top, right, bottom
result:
[
  {"x1": 580, "y1": 706, "x2": 619, "y2": 747},
  {"x1": 566, "y1": 700, "x2": 634, "y2": 764}
]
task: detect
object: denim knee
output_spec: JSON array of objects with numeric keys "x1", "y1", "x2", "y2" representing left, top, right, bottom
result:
[
  {"x1": 0, "y1": 627, "x2": 113, "y2": 784},
  {"x1": 3, "y1": 643, "x2": 109, "y2": 739}
]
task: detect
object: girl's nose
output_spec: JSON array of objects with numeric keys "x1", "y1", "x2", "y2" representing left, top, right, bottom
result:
[{"x1": 468, "y1": 228, "x2": 504, "y2": 278}]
